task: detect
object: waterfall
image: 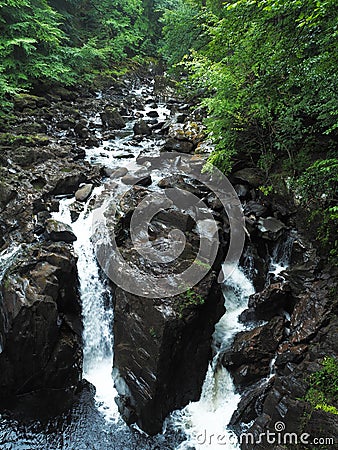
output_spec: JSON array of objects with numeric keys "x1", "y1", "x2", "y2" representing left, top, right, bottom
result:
[
  {"x1": 53, "y1": 193, "x2": 119, "y2": 421},
  {"x1": 172, "y1": 267, "x2": 254, "y2": 450},
  {"x1": 269, "y1": 231, "x2": 296, "y2": 278},
  {"x1": 0, "y1": 245, "x2": 22, "y2": 354},
  {"x1": 0, "y1": 245, "x2": 21, "y2": 281}
]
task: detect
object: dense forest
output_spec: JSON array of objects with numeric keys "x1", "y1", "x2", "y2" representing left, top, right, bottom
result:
[{"x1": 0, "y1": 0, "x2": 337, "y2": 259}]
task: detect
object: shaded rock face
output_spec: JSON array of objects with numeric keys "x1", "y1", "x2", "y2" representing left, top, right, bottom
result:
[
  {"x1": 133, "y1": 119, "x2": 151, "y2": 136},
  {"x1": 0, "y1": 243, "x2": 83, "y2": 399},
  {"x1": 223, "y1": 317, "x2": 284, "y2": 386},
  {"x1": 46, "y1": 219, "x2": 77, "y2": 243},
  {"x1": 100, "y1": 106, "x2": 126, "y2": 129},
  {"x1": 114, "y1": 273, "x2": 225, "y2": 435},
  {"x1": 219, "y1": 162, "x2": 338, "y2": 447},
  {"x1": 111, "y1": 180, "x2": 227, "y2": 435},
  {"x1": 230, "y1": 233, "x2": 338, "y2": 448},
  {"x1": 247, "y1": 282, "x2": 293, "y2": 320}
]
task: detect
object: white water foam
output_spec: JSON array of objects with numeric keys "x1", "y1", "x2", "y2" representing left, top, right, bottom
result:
[
  {"x1": 53, "y1": 190, "x2": 119, "y2": 421},
  {"x1": 172, "y1": 267, "x2": 254, "y2": 450}
]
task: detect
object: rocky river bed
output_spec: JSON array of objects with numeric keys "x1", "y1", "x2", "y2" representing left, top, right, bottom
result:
[{"x1": 0, "y1": 71, "x2": 337, "y2": 449}]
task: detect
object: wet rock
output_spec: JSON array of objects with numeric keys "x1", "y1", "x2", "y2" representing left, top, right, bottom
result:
[
  {"x1": 257, "y1": 217, "x2": 286, "y2": 240},
  {"x1": 101, "y1": 167, "x2": 114, "y2": 177},
  {"x1": 155, "y1": 209, "x2": 195, "y2": 232},
  {"x1": 85, "y1": 135, "x2": 100, "y2": 147},
  {"x1": 69, "y1": 202, "x2": 84, "y2": 223},
  {"x1": 19, "y1": 121, "x2": 47, "y2": 134},
  {"x1": 240, "y1": 245, "x2": 269, "y2": 292},
  {"x1": 51, "y1": 173, "x2": 87, "y2": 195},
  {"x1": 74, "y1": 120, "x2": 88, "y2": 137},
  {"x1": 232, "y1": 167, "x2": 265, "y2": 188},
  {"x1": 0, "y1": 244, "x2": 82, "y2": 399},
  {"x1": 109, "y1": 180, "x2": 228, "y2": 435},
  {"x1": 248, "y1": 282, "x2": 292, "y2": 320},
  {"x1": 133, "y1": 119, "x2": 151, "y2": 136},
  {"x1": 11, "y1": 146, "x2": 54, "y2": 167},
  {"x1": 75, "y1": 184, "x2": 93, "y2": 202},
  {"x1": 46, "y1": 219, "x2": 77, "y2": 243},
  {"x1": 244, "y1": 201, "x2": 269, "y2": 218},
  {"x1": 110, "y1": 167, "x2": 128, "y2": 179},
  {"x1": 50, "y1": 86, "x2": 77, "y2": 102},
  {"x1": 162, "y1": 138, "x2": 194, "y2": 154},
  {"x1": 234, "y1": 184, "x2": 250, "y2": 199},
  {"x1": 121, "y1": 173, "x2": 152, "y2": 187},
  {"x1": 113, "y1": 272, "x2": 225, "y2": 435},
  {"x1": 158, "y1": 175, "x2": 207, "y2": 198},
  {"x1": 176, "y1": 114, "x2": 187, "y2": 123},
  {"x1": 56, "y1": 118, "x2": 76, "y2": 130},
  {"x1": 206, "y1": 193, "x2": 223, "y2": 212},
  {"x1": 0, "y1": 183, "x2": 17, "y2": 211},
  {"x1": 222, "y1": 317, "x2": 284, "y2": 386},
  {"x1": 288, "y1": 275, "x2": 337, "y2": 345},
  {"x1": 238, "y1": 307, "x2": 260, "y2": 323},
  {"x1": 230, "y1": 378, "x2": 275, "y2": 430},
  {"x1": 101, "y1": 107, "x2": 126, "y2": 129},
  {"x1": 147, "y1": 110, "x2": 159, "y2": 118},
  {"x1": 14, "y1": 94, "x2": 49, "y2": 111}
]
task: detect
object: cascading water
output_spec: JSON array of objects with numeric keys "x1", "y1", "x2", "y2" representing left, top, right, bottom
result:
[
  {"x1": 0, "y1": 245, "x2": 22, "y2": 354},
  {"x1": 172, "y1": 267, "x2": 255, "y2": 450},
  {"x1": 0, "y1": 80, "x2": 297, "y2": 450},
  {"x1": 53, "y1": 192, "x2": 119, "y2": 420},
  {"x1": 269, "y1": 231, "x2": 296, "y2": 278},
  {"x1": 0, "y1": 245, "x2": 21, "y2": 282}
]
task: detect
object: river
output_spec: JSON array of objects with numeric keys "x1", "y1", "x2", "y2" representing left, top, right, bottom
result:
[{"x1": 0, "y1": 79, "x2": 289, "y2": 450}]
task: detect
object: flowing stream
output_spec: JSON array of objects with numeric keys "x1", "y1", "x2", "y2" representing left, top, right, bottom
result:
[
  {"x1": 0, "y1": 80, "x2": 292, "y2": 449},
  {"x1": 172, "y1": 267, "x2": 255, "y2": 450}
]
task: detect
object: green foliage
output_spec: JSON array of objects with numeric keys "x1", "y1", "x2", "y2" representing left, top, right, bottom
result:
[
  {"x1": 305, "y1": 356, "x2": 338, "y2": 415},
  {"x1": 163, "y1": 0, "x2": 338, "y2": 173},
  {"x1": 0, "y1": 0, "x2": 70, "y2": 103},
  {"x1": 0, "y1": 0, "x2": 162, "y2": 108},
  {"x1": 258, "y1": 185, "x2": 274, "y2": 196},
  {"x1": 296, "y1": 159, "x2": 338, "y2": 205},
  {"x1": 177, "y1": 287, "x2": 205, "y2": 317},
  {"x1": 295, "y1": 159, "x2": 338, "y2": 264},
  {"x1": 159, "y1": 0, "x2": 209, "y2": 67}
]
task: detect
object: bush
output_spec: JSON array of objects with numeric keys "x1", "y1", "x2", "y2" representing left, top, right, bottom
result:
[{"x1": 305, "y1": 356, "x2": 338, "y2": 415}]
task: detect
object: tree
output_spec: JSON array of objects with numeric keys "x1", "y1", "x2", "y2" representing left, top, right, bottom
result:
[{"x1": 0, "y1": 0, "x2": 70, "y2": 102}]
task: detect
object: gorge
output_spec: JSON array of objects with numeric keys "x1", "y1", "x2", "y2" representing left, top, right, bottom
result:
[{"x1": 0, "y1": 71, "x2": 336, "y2": 449}]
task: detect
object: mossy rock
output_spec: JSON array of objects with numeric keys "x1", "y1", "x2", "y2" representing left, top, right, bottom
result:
[
  {"x1": 0, "y1": 133, "x2": 51, "y2": 148},
  {"x1": 14, "y1": 94, "x2": 50, "y2": 112}
]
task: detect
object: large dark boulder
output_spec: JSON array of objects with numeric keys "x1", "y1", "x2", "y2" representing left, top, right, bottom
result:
[
  {"x1": 232, "y1": 167, "x2": 265, "y2": 188},
  {"x1": 14, "y1": 94, "x2": 50, "y2": 111},
  {"x1": 0, "y1": 183, "x2": 17, "y2": 211},
  {"x1": 51, "y1": 173, "x2": 87, "y2": 195},
  {"x1": 222, "y1": 317, "x2": 284, "y2": 386},
  {"x1": 113, "y1": 272, "x2": 225, "y2": 435},
  {"x1": 133, "y1": 119, "x2": 151, "y2": 136},
  {"x1": 162, "y1": 138, "x2": 194, "y2": 154},
  {"x1": 0, "y1": 244, "x2": 82, "y2": 399},
  {"x1": 101, "y1": 107, "x2": 126, "y2": 129},
  {"x1": 257, "y1": 217, "x2": 286, "y2": 241},
  {"x1": 105, "y1": 183, "x2": 228, "y2": 434},
  {"x1": 248, "y1": 282, "x2": 293, "y2": 320},
  {"x1": 46, "y1": 219, "x2": 77, "y2": 243}
]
